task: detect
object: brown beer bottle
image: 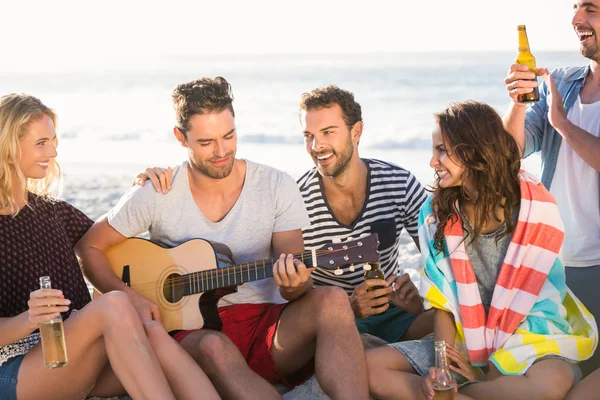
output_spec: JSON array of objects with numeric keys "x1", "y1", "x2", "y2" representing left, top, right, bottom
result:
[
  {"x1": 515, "y1": 25, "x2": 539, "y2": 103},
  {"x1": 432, "y1": 340, "x2": 455, "y2": 400},
  {"x1": 364, "y1": 262, "x2": 385, "y2": 292},
  {"x1": 364, "y1": 262, "x2": 390, "y2": 310}
]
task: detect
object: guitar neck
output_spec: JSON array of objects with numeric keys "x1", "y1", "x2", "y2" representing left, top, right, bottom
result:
[{"x1": 183, "y1": 250, "x2": 316, "y2": 295}]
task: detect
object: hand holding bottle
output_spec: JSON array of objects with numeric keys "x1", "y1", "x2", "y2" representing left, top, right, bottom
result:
[
  {"x1": 27, "y1": 288, "x2": 70, "y2": 328},
  {"x1": 505, "y1": 64, "x2": 540, "y2": 105},
  {"x1": 350, "y1": 280, "x2": 392, "y2": 318},
  {"x1": 445, "y1": 343, "x2": 481, "y2": 382}
]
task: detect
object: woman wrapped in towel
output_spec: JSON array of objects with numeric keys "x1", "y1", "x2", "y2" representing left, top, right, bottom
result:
[{"x1": 365, "y1": 101, "x2": 597, "y2": 400}]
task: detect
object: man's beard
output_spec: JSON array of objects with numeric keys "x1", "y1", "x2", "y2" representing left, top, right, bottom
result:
[
  {"x1": 191, "y1": 154, "x2": 235, "y2": 179},
  {"x1": 315, "y1": 138, "x2": 354, "y2": 178}
]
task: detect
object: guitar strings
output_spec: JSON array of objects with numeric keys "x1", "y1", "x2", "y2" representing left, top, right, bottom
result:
[
  {"x1": 113, "y1": 244, "x2": 374, "y2": 295},
  {"x1": 126, "y1": 246, "x2": 362, "y2": 293}
]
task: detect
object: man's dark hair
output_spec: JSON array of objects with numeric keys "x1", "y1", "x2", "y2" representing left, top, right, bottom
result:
[
  {"x1": 299, "y1": 85, "x2": 362, "y2": 128},
  {"x1": 172, "y1": 76, "x2": 234, "y2": 135}
]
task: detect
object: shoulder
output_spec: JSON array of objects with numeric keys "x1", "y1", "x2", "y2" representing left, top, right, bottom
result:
[
  {"x1": 32, "y1": 195, "x2": 85, "y2": 217},
  {"x1": 296, "y1": 167, "x2": 319, "y2": 194},
  {"x1": 550, "y1": 65, "x2": 588, "y2": 84},
  {"x1": 245, "y1": 159, "x2": 296, "y2": 188},
  {"x1": 367, "y1": 158, "x2": 421, "y2": 186}
]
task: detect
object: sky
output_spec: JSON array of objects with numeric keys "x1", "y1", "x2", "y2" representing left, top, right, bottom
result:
[{"x1": 0, "y1": 0, "x2": 579, "y2": 71}]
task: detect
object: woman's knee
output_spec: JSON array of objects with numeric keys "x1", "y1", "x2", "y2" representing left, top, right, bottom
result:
[
  {"x1": 529, "y1": 360, "x2": 575, "y2": 400},
  {"x1": 93, "y1": 291, "x2": 137, "y2": 321}
]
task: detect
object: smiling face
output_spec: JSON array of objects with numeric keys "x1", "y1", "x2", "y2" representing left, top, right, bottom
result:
[
  {"x1": 429, "y1": 124, "x2": 465, "y2": 189},
  {"x1": 573, "y1": 0, "x2": 600, "y2": 61},
  {"x1": 301, "y1": 104, "x2": 358, "y2": 178},
  {"x1": 175, "y1": 109, "x2": 237, "y2": 180},
  {"x1": 18, "y1": 114, "x2": 58, "y2": 180}
]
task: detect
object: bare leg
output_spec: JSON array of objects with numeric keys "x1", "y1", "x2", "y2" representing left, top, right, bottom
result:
[
  {"x1": 400, "y1": 309, "x2": 434, "y2": 341},
  {"x1": 180, "y1": 329, "x2": 281, "y2": 399},
  {"x1": 365, "y1": 346, "x2": 474, "y2": 400},
  {"x1": 566, "y1": 367, "x2": 600, "y2": 399},
  {"x1": 142, "y1": 322, "x2": 221, "y2": 400},
  {"x1": 16, "y1": 291, "x2": 175, "y2": 400},
  {"x1": 366, "y1": 346, "x2": 421, "y2": 399},
  {"x1": 361, "y1": 334, "x2": 389, "y2": 350},
  {"x1": 271, "y1": 286, "x2": 369, "y2": 400},
  {"x1": 460, "y1": 359, "x2": 575, "y2": 400}
]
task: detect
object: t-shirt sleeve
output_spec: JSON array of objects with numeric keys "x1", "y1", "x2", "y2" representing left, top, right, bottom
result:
[
  {"x1": 55, "y1": 201, "x2": 94, "y2": 247},
  {"x1": 402, "y1": 171, "x2": 428, "y2": 239},
  {"x1": 273, "y1": 172, "x2": 310, "y2": 233},
  {"x1": 106, "y1": 185, "x2": 155, "y2": 238}
]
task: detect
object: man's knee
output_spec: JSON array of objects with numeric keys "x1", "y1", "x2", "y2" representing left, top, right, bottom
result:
[
  {"x1": 195, "y1": 332, "x2": 245, "y2": 373},
  {"x1": 312, "y1": 286, "x2": 353, "y2": 319}
]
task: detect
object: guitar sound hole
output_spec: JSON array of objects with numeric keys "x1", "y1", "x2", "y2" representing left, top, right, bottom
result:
[{"x1": 163, "y1": 273, "x2": 185, "y2": 303}]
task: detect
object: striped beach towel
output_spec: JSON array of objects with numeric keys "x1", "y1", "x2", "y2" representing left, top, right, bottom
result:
[{"x1": 418, "y1": 170, "x2": 597, "y2": 375}]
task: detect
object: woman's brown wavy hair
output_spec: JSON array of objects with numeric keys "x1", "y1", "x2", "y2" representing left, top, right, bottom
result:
[{"x1": 430, "y1": 101, "x2": 521, "y2": 253}]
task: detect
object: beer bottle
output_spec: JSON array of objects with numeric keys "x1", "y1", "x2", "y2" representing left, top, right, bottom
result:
[
  {"x1": 363, "y1": 262, "x2": 390, "y2": 309},
  {"x1": 515, "y1": 25, "x2": 539, "y2": 103},
  {"x1": 39, "y1": 276, "x2": 69, "y2": 369},
  {"x1": 432, "y1": 340, "x2": 455, "y2": 400}
]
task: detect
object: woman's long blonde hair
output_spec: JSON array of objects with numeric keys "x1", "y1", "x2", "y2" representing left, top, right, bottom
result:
[{"x1": 0, "y1": 93, "x2": 60, "y2": 214}]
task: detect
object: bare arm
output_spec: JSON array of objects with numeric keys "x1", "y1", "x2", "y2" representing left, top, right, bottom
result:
[
  {"x1": 0, "y1": 289, "x2": 70, "y2": 346},
  {"x1": 0, "y1": 314, "x2": 36, "y2": 346},
  {"x1": 271, "y1": 229, "x2": 313, "y2": 302},
  {"x1": 433, "y1": 308, "x2": 456, "y2": 346},
  {"x1": 75, "y1": 218, "x2": 131, "y2": 294},
  {"x1": 75, "y1": 219, "x2": 161, "y2": 321},
  {"x1": 502, "y1": 103, "x2": 528, "y2": 155},
  {"x1": 502, "y1": 64, "x2": 539, "y2": 155}
]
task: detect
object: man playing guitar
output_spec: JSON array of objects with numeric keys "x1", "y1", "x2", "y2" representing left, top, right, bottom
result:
[{"x1": 77, "y1": 77, "x2": 369, "y2": 400}]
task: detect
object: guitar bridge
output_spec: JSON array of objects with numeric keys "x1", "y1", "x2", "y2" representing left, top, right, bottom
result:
[{"x1": 122, "y1": 265, "x2": 131, "y2": 286}]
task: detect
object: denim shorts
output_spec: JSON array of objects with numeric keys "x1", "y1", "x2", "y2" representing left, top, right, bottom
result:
[
  {"x1": 0, "y1": 355, "x2": 25, "y2": 400},
  {"x1": 389, "y1": 336, "x2": 582, "y2": 388}
]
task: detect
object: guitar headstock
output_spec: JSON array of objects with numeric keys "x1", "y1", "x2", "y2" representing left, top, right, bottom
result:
[{"x1": 313, "y1": 233, "x2": 380, "y2": 271}]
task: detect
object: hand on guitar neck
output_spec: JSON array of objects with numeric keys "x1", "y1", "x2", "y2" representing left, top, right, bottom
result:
[{"x1": 273, "y1": 253, "x2": 317, "y2": 300}]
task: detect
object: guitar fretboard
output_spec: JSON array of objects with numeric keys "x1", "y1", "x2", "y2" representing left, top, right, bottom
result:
[{"x1": 182, "y1": 250, "x2": 316, "y2": 295}]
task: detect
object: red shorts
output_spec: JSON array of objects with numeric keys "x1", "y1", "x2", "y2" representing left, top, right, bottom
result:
[{"x1": 172, "y1": 303, "x2": 314, "y2": 386}]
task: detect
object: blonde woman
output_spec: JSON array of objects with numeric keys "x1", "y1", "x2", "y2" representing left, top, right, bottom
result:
[{"x1": 0, "y1": 93, "x2": 220, "y2": 400}]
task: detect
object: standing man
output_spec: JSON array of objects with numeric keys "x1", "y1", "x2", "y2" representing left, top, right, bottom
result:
[
  {"x1": 77, "y1": 77, "x2": 369, "y2": 400},
  {"x1": 503, "y1": 0, "x2": 600, "y2": 375},
  {"x1": 297, "y1": 86, "x2": 433, "y2": 346}
]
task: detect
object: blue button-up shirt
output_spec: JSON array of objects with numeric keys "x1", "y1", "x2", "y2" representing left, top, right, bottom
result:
[{"x1": 524, "y1": 64, "x2": 600, "y2": 210}]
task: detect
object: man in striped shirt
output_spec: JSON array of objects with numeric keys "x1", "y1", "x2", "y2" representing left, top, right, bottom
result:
[{"x1": 297, "y1": 86, "x2": 433, "y2": 346}]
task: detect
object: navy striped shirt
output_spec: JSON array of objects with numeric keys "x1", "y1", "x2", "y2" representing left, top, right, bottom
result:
[{"x1": 297, "y1": 158, "x2": 427, "y2": 294}]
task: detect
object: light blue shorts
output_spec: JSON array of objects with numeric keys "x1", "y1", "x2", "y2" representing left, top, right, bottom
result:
[{"x1": 0, "y1": 355, "x2": 25, "y2": 400}]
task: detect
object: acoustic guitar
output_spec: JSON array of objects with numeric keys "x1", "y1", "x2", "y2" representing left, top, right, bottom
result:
[{"x1": 103, "y1": 234, "x2": 380, "y2": 332}]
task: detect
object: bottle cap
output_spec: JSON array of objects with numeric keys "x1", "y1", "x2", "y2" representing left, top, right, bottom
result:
[{"x1": 517, "y1": 25, "x2": 526, "y2": 30}]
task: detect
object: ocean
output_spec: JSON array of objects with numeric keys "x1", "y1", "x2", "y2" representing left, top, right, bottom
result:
[{"x1": 1, "y1": 51, "x2": 587, "y2": 219}]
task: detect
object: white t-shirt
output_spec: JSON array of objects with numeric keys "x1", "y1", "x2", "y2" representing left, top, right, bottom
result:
[
  {"x1": 550, "y1": 95, "x2": 600, "y2": 267},
  {"x1": 108, "y1": 159, "x2": 310, "y2": 305}
]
